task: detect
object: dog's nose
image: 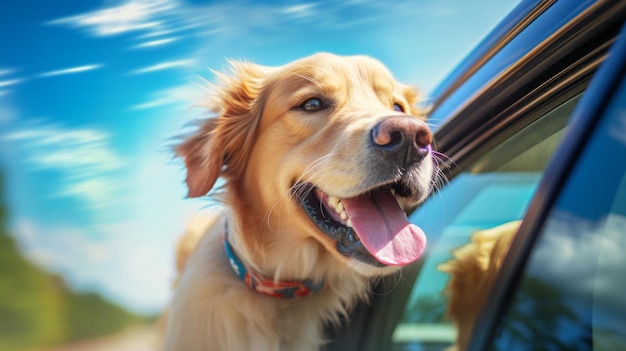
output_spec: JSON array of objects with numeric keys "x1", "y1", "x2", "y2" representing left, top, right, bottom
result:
[{"x1": 371, "y1": 116, "x2": 432, "y2": 165}]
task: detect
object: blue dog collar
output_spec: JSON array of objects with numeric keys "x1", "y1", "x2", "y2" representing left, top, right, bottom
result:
[{"x1": 223, "y1": 233, "x2": 325, "y2": 299}]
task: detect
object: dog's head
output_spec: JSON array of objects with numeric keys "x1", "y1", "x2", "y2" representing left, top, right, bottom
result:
[{"x1": 177, "y1": 53, "x2": 434, "y2": 276}]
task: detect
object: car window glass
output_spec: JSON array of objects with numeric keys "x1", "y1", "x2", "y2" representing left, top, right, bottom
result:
[
  {"x1": 487, "y1": 76, "x2": 626, "y2": 351},
  {"x1": 431, "y1": 0, "x2": 595, "y2": 126},
  {"x1": 391, "y1": 95, "x2": 582, "y2": 350}
]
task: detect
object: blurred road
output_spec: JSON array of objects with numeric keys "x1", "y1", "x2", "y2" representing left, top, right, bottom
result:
[{"x1": 37, "y1": 327, "x2": 158, "y2": 351}]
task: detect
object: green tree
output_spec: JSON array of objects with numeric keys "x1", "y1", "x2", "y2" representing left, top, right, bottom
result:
[{"x1": 0, "y1": 174, "x2": 67, "y2": 350}]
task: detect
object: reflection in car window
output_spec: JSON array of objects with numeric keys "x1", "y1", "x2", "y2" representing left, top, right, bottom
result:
[
  {"x1": 391, "y1": 95, "x2": 582, "y2": 350},
  {"x1": 488, "y1": 76, "x2": 626, "y2": 351}
]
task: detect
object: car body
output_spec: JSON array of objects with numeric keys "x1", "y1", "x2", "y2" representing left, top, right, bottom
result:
[{"x1": 326, "y1": 0, "x2": 626, "y2": 350}]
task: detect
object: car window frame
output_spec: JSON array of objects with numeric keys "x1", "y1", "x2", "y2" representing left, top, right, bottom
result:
[{"x1": 467, "y1": 20, "x2": 626, "y2": 351}]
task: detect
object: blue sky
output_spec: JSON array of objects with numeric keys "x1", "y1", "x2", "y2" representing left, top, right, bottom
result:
[{"x1": 0, "y1": 0, "x2": 518, "y2": 314}]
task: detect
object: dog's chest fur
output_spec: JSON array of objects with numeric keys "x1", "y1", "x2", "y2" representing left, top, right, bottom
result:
[{"x1": 163, "y1": 214, "x2": 371, "y2": 351}]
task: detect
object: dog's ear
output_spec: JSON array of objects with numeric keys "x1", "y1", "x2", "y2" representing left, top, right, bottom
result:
[
  {"x1": 176, "y1": 61, "x2": 271, "y2": 197},
  {"x1": 175, "y1": 118, "x2": 220, "y2": 198}
]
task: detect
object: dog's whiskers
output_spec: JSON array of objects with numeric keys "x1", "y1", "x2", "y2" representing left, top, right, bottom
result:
[
  {"x1": 262, "y1": 154, "x2": 334, "y2": 232},
  {"x1": 288, "y1": 154, "x2": 334, "y2": 199},
  {"x1": 372, "y1": 270, "x2": 406, "y2": 296},
  {"x1": 426, "y1": 154, "x2": 451, "y2": 205},
  {"x1": 432, "y1": 151, "x2": 455, "y2": 189},
  {"x1": 432, "y1": 150, "x2": 457, "y2": 170}
]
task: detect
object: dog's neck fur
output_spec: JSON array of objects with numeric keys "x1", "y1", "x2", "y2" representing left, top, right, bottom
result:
[
  {"x1": 223, "y1": 184, "x2": 337, "y2": 281},
  {"x1": 223, "y1": 225, "x2": 326, "y2": 299}
]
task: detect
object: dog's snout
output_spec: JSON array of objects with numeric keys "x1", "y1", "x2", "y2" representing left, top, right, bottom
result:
[{"x1": 371, "y1": 116, "x2": 432, "y2": 164}]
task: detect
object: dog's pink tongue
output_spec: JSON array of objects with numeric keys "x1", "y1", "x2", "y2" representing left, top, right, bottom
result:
[{"x1": 342, "y1": 189, "x2": 426, "y2": 266}]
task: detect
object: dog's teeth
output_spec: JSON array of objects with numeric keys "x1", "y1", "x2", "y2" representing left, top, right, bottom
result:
[
  {"x1": 328, "y1": 196, "x2": 340, "y2": 209},
  {"x1": 335, "y1": 201, "x2": 344, "y2": 214},
  {"x1": 326, "y1": 195, "x2": 351, "y2": 226},
  {"x1": 346, "y1": 219, "x2": 352, "y2": 228},
  {"x1": 390, "y1": 188, "x2": 396, "y2": 196}
]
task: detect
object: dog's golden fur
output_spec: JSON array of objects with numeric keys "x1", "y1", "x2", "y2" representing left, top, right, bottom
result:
[
  {"x1": 439, "y1": 220, "x2": 521, "y2": 351},
  {"x1": 162, "y1": 53, "x2": 435, "y2": 350}
]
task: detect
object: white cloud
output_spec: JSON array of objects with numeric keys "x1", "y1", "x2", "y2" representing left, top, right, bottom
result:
[
  {"x1": 130, "y1": 59, "x2": 194, "y2": 74},
  {"x1": 0, "y1": 78, "x2": 25, "y2": 88},
  {"x1": 47, "y1": 0, "x2": 177, "y2": 37},
  {"x1": 45, "y1": 0, "x2": 423, "y2": 50},
  {"x1": 139, "y1": 28, "x2": 176, "y2": 38},
  {"x1": 39, "y1": 64, "x2": 103, "y2": 78},
  {"x1": 131, "y1": 83, "x2": 203, "y2": 110},
  {"x1": 5, "y1": 126, "x2": 123, "y2": 170},
  {"x1": 3, "y1": 123, "x2": 125, "y2": 218},
  {"x1": 133, "y1": 36, "x2": 179, "y2": 48},
  {"x1": 131, "y1": 100, "x2": 171, "y2": 110},
  {"x1": 56, "y1": 178, "x2": 122, "y2": 212},
  {"x1": 0, "y1": 68, "x2": 18, "y2": 76},
  {"x1": 282, "y1": 3, "x2": 317, "y2": 18},
  {"x1": 0, "y1": 65, "x2": 100, "y2": 94}
]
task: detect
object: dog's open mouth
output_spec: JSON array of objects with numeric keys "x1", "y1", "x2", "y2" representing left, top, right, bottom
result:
[{"x1": 296, "y1": 183, "x2": 426, "y2": 267}]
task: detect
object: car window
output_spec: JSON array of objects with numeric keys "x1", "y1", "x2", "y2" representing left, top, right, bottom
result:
[
  {"x1": 486, "y1": 70, "x2": 626, "y2": 351},
  {"x1": 390, "y1": 94, "x2": 582, "y2": 350}
]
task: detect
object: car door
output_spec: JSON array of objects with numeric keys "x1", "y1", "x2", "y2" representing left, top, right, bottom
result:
[{"x1": 468, "y1": 20, "x2": 626, "y2": 351}]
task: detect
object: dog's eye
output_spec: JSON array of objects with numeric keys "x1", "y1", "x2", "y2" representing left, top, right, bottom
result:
[
  {"x1": 301, "y1": 97, "x2": 324, "y2": 112},
  {"x1": 393, "y1": 103, "x2": 405, "y2": 113}
]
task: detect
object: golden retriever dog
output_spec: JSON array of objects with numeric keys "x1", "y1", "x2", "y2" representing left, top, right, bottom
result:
[
  {"x1": 439, "y1": 220, "x2": 521, "y2": 351},
  {"x1": 162, "y1": 53, "x2": 436, "y2": 351}
]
